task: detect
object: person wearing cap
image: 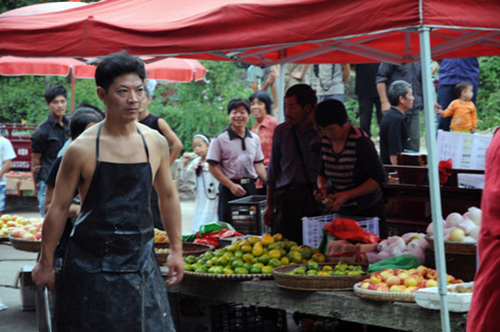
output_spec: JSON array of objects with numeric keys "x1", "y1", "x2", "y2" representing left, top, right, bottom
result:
[
  {"x1": 207, "y1": 98, "x2": 267, "y2": 223},
  {"x1": 314, "y1": 99, "x2": 388, "y2": 238}
]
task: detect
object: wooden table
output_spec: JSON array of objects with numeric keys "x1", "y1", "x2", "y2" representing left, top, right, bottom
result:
[{"x1": 166, "y1": 275, "x2": 468, "y2": 331}]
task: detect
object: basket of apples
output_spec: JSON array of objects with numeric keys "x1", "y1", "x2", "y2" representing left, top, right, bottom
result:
[
  {"x1": 8, "y1": 221, "x2": 43, "y2": 253},
  {"x1": 353, "y1": 266, "x2": 464, "y2": 302}
]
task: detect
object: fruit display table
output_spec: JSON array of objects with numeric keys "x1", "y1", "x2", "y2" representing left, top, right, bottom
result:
[{"x1": 166, "y1": 276, "x2": 468, "y2": 331}]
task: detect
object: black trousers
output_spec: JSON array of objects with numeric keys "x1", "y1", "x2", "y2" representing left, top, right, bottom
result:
[
  {"x1": 218, "y1": 183, "x2": 257, "y2": 223},
  {"x1": 271, "y1": 185, "x2": 319, "y2": 244}
]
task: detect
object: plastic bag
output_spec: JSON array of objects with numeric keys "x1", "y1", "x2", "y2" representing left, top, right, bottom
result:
[
  {"x1": 438, "y1": 159, "x2": 453, "y2": 184},
  {"x1": 326, "y1": 239, "x2": 377, "y2": 265},
  {"x1": 318, "y1": 228, "x2": 337, "y2": 254},
  {"x1": 198, "y1": 222, "x2": 235, "y2": 234},
  {"x1": 325, "y1": 218, "x2": 379, "y2": 244},
  {"x1": 368, "y1": 254, "x2": 422, "y2": 272},
  {"x1": 194, "y1": 228, "x2": 243, "y2": 248}
]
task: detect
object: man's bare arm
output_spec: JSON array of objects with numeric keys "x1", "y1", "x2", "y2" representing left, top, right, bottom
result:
[
  {"x1": 157, "y1": 118, "x2": 183, "y2": 166},
  {"x1": 32, "y1": 146, "x2": 83, "y2": 290},
  {"x1": 153, "y1": 135, "x2": 184, "y2": 285},
  {"x1": 377, "y1": 82, "x2": 391, "y2": 114},
  {"x1": 254, "y1": 162, "x2": 267, "y2": 183},
  {"x1": 31, "y1": 152, "x2": 42, "y2": 175}
]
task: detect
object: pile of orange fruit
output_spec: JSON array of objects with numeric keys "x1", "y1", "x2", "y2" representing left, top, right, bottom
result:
[{"x1": 184, "y1": 233, "x2": 326, "y2": 275}]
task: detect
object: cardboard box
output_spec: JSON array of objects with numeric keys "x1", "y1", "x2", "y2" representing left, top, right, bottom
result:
[
  {"x1": 6, "y1": 179, "x2": 20, "y2": 196},
  {"x1": 19, "y1": 179, "x2": 35, "y2": 191},
  {"x1": 18, "y1": 265, "x2": 36, "y2": 311}
]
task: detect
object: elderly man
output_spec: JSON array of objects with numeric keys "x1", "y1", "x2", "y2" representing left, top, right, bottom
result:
[{"x1": 379, "y1": 80, "x2": 415, "y2": 165}]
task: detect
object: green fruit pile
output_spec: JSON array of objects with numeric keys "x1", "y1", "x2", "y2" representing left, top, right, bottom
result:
[
  {"x1": 285, "y1": 261, "x2": 365, "y2": 276},
  {"x1": 184, "y1": 233, "x2": 327, "y2": 275}
]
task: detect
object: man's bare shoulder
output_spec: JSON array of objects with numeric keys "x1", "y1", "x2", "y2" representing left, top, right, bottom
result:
[
  {"x1": 137, "y1": 122, "x2": 168, "y2": 148},
  {"x1": 66, "y1": 125, "x2": 99, "y2": 159}
]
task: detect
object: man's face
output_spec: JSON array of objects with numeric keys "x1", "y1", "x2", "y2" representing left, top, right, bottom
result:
[
  {"x1": 47, "y1": 95, "x2": 67, "y2": 118},
  {"x1": 285, "y1": 95, "x2": 311, "y2": 126},
  {"x1": 400, "y1": 87, "x2": 415, "y2": 111},
  {"x1": 98, "y1": 73, "x2": 145, "y2": 122},
  {"x1": 228, "y1": 105, "x2": 250, "y2": 131}
]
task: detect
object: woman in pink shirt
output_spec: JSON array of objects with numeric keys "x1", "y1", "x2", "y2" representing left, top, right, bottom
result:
[{"x1": 250, "y1": 91, "x2": 278, "y2": 194}]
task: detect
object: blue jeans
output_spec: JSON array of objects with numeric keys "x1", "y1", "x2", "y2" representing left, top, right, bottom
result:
[{"x1": 37, "y1": 181, "x2": 47, "y2": 217}]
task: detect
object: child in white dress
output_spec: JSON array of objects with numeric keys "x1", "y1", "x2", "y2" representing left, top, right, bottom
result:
[{"x1": 178, "y1": 133, "x2": 219, "y2": 234}]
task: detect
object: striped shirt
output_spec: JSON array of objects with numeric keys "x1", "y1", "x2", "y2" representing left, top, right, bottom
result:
[{"x1": 319, "y1": 125, "x2": 386, "y2": 211}]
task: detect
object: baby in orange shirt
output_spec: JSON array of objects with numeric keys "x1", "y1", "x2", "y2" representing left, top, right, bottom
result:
[{"x1": 435, "y1": 81, "x2": 477, "y2": 133}]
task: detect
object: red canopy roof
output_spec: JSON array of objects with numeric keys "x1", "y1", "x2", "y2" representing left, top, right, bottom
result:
[{"x1": 1, "y1": 0, "x2": 499, "y2": 65}]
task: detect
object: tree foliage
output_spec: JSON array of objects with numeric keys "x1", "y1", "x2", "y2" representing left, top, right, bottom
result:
[{"x1": 0, "y1": 61, "x2": 251, "y2": 153}]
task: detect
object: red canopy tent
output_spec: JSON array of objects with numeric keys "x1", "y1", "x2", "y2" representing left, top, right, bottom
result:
[{"x1": 0, "y1": 0, "x2": 499, "y2": 65}]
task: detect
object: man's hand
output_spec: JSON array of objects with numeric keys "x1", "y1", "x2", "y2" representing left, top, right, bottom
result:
[
  {"x1": 166, "y1": 251, "x2": 184, "y2": 285},
  {"x1": 290, "y1": 71, "x2": 304, "y2": 80},
  {"x1": 32, "y1": 165, "x2": 42, "y2": 174},
  {"x1": 381, "y1": 100, "x2": 391, "y2": 115},
  {"x1": 263, "y1": 208, "x2": 273, "y2": 227},
  {"x1": 230, "y1": 183, "x2": 246, "y2": 197},
  {"x1": 326, "y1": 192, "x2": 349, "y2": 212},
  {"x1": 32, "y1": 262, "x2": 55, "y2": 291}
]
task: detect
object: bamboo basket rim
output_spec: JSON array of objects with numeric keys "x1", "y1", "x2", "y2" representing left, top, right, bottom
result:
[
  {"x1": 272, "y1": 263, "x2": 367, "y2": 291},
  {"x1": 8, "y1": 233, "x2": 41, "y2": 253},
  {"x1": 154, "y1": 242, "x2": 214, "y2": 264},
  {"x1": 426, "y1": 235, "x2": 477, "y2": 255},
  {"x1": 353, "y1": 282, "x2": 415, "y2": 302},
  {"x1": 183, "y1": 270, "x2": 274, "y2": 280}
]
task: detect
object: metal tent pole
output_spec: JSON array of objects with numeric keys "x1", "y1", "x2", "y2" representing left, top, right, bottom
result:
[{"x1": 418, "y1": 26, "x2": 451, "y2": 332}]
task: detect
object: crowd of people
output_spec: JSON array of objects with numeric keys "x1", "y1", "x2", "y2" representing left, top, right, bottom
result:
[{"x1": 7, "y1": 52, "x2": 492, "y2": 330}]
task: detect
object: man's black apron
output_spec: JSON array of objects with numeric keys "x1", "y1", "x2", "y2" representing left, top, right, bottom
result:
[{"x1": 55, "y1": 124, "x2": 174, "y2": 331}]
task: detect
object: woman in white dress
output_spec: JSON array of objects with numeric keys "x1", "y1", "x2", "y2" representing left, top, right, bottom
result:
[{"x1": 178, "y1": 133, "x2": 219, "y2": 234}]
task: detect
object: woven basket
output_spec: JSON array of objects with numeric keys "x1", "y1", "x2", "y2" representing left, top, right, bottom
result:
[
  {"x1": 426, "y1": 236, "x2": 476, "y2": 255},
  {"x1": 154, "y1": 242, "x2": 213, "y2": 264},
  {"x1": 353, "y1": 282, "x2": 415, "y2": 302},
  {"x1": 272, "y1": 263, "x2": 367, "y2": 291},
  {"x1": 8, "y1": 234, "x2": 41, "y2": 253},
  {"x1": 183, "y1": 270, "x2": 274, "y2": 280}
]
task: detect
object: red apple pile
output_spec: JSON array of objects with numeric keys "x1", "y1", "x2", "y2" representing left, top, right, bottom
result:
[
  {"x1": 358, "y1": 266, "x2": 464, "y2": 293},
  {"x1": 0, "y1": 215, "x2": 44, "y2": 241}
]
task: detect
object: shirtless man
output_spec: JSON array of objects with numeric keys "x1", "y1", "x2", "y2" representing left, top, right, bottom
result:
[{"x1": 32, "y1": 51, "x2": 183, "y2": 331}]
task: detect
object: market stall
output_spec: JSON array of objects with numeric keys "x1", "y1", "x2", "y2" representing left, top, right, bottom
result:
[
  {"x1": 2, "y1": 1, "x2": 499, "y2": 330},
  {"x1": 165, "y1": 275, "x2": 467, "y2": 332}
]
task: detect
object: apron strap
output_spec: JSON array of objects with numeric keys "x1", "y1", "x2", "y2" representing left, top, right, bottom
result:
[
  {"x1": 95, "y1": 123, "x2": 150, "y2": 162},
  {"x1": 96, "y1": 123, "x2": 103, "y2": 162},
  {"x1": 136, "y1": 127, "x2": 150, "y2": 162}
]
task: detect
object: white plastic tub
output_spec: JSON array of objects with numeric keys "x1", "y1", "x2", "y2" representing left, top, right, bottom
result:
[{"x1": 414, "y1": 282, "x2": 473, "y2": 312}]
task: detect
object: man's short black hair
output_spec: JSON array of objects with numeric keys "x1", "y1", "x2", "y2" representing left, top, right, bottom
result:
[
  {"x1": 285, "y1": 84, "x2": 317, "y2": 108},
  {"x1": 227, "y1": 98, "x2": 251, "y2": 114},
  {"x1": 315, "y1": 99, "x2": 348, "y2": 127},
  {"x1": 95, "y1": 51, "x2": 146, "y2": 91},
  {"x1": 45, "y1": 84, "x2": 67, "y2": 104}
]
